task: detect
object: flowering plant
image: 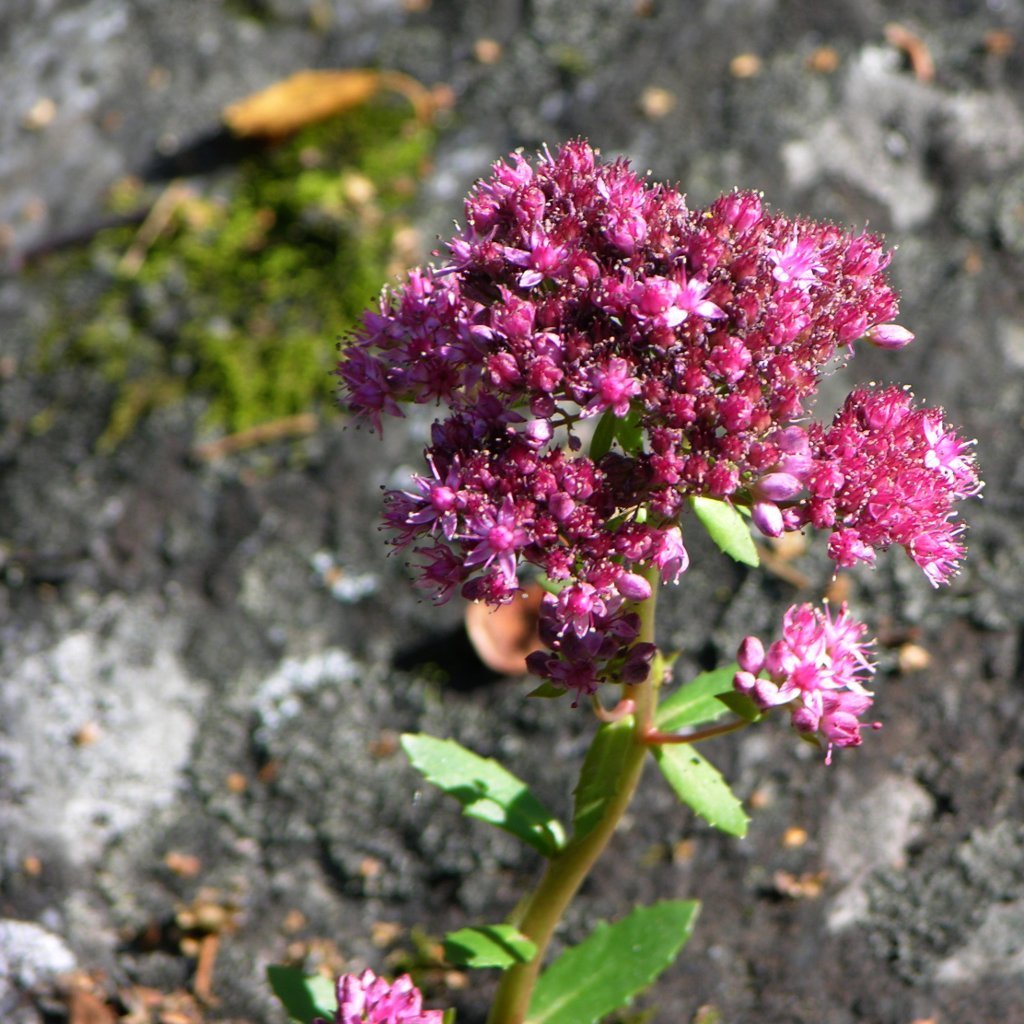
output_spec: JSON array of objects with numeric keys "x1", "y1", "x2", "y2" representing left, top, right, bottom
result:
[{"x1": 269, "y1": 141, "x2": 979, "y2": 1024}]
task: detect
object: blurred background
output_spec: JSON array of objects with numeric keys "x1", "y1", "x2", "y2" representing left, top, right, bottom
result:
[{"x1": 2, "y1": 2, "x2": 1023, "y2": 1022}]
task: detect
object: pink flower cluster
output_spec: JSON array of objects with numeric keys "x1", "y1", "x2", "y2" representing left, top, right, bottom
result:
[
  {"x1": 734, "y1": 603, "x2": 879, "y2": 762},
  {"x1": 338, "y1": 140, "x2": 978, "y2": 696},
  {"x1": 800, "y1": 387, "x2": 982, "y2": 585},
  {"x1": 314, "y1": 970, "x2": 442, "y2": 1024}
]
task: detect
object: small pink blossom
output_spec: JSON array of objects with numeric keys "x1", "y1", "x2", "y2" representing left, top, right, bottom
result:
[
  {"x1": 462, "y1": 498, "x2": 529, "y2": 583},
  {"x1": 676, "y1": 273, "x2": 726, "y2": 320},
  {"x1": 733, "y1": 603, "x2": 877, "y2": 760},
  {"x1": 651, "y1": 526, "x2": 689, "y2": 583},
  {"x1": 802, "y1": 387, "x2": 980, "y2": 585},
  {"x1": 767, "y1": 234, "x2": 825, "y2": 289},
  {"x1": 585, "y1": 357, "x2": 642, "y2": 418},
  {"x1": 505, "y1": 228, "x2": 570, "y2": 288},
  {"x1": 315, "y1": 969, "x2": 443, "y2": 1024},
  {"x1": 557, "y1": 582, "x2": 609, "y2": 638}
]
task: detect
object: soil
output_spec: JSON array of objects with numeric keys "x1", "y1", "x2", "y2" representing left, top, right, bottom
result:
[{"x1": 2, "y1": 2, "x2": 1024, "y2": 1023}]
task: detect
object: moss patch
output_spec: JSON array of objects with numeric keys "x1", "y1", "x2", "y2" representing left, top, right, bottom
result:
[{"x1": 37, "y1": 96, "x2": 434, "y2": 451}]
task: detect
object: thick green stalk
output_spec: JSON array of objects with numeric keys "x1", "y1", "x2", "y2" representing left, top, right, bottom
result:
[{"x1": 486, "y1": 574, "x2": 662, "y2": 1024}]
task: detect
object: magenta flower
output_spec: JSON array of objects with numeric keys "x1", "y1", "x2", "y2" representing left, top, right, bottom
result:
[
  {"x1": 676, "y1": 272, "x2": 726, "y2": 320},
  {"x1": 651, "y1": 526, "x2": 689, "y2": 583},
  {"x1": 734, "y1": 603, "x2": 878, "y2": 761},
  {"x1": 585, "y1": 357, "x2": 642, "y2": 418},
  {"x1": 557, "y1": 582, "x2": 610, "y2": 638},
  {"x1": 799, "y1": 387, "x2": 981, "y2": 585},
  {"x1": 336, "y1": 139, "x2": 977, "y2": 697},
  {"x1": 315, "y1": 970, "x2": 442, "y2": 1024},
  {"x1": 767, "y1": 233, "x2": 825, "y2": 289},
  {"x1": 462, "y1": 497, "x2": 529, "y2": 583}
]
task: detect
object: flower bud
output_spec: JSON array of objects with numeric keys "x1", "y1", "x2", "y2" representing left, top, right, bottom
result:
[
  {"x1": 866, "y1": 323, "x2": 914, "y2": 350},
  {"x1": 737, "y1": 635, "x2": 765, "y2": 675},
  {"x1": 790, "y1": 705, "x2": 820, "y2": 734},
  {"x1": 621, "y1": 642, "x2": 657, "y2": 684},
  {"x1": 755, "y1": 472, "x2": 804, "y2": 501},
  {"x1": 733, "y1": 669, "x2": 758, "y2": 695},
  {"x1": 616, "y1": 571, "x2": 653, "y2": 601},
  {"x1": 752, "y1": 678, "x2": 784, "y2": 709},
  {"x1": 525, "y1": 418, "x2": 553, "y2": 446},
  {"x1": 752, "y1": 499, "x2": 784, "y2": 538}
]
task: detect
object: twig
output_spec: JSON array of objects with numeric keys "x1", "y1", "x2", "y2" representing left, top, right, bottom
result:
[
  {"x1": 191, "y1": 412, "x2": 319, "y2": 461},
  {"x1": 118, "y1": 181, "x2": 195, "y2": 276},
  {"x1": 193, "y1": 932, "x2": 220, "y2": 1005},
  {"x1": 885, "y1": 23, "x2": 935, "y2": 82}
]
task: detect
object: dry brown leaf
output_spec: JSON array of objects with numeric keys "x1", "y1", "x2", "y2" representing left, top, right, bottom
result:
[
  {"x1": 223, "y1": 69, "x2": 436, "y2": 139},
  {"x1": 772, "y1": 869, "x2": 827, "y2": 899},
  {"x1": 465, "y1": 581, "x2": 544, "y2": 675},
  {"x1": 68, "y1": 988, "x2": 116, "y2": 1024}
]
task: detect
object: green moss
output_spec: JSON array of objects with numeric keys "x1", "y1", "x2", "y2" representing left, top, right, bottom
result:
[{"x1": 37, "y1": 96, "x2": 435, "y2": 450}]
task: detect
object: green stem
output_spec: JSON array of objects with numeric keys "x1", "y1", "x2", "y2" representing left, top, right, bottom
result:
[{"x1": 486, "y1": 572, "x2": 662, "y2": 1024}]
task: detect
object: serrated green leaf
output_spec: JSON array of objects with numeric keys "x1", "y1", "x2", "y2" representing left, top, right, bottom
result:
[
  {"x1": 571, "y1": 717, "x2": 634, "y2": 843},
  {"x1": 690, "y1": 496, "x2": 759, "y2": 567},
  {"x1": 656, "y1": 664, "x2": 738, "y2": 732},
  {"x1": 526, "y1": 901, "x2": 700, "y2": 1024},
  {"x1": 402, "y1": 734, "x2": 566, "y2": 857},
  {"x1": 589, "y1": 408, "x2": 617, "y2": 460},
  {"x1": 444, "y1": 925, "x2": 537, "y2": 969},
  {"x1": 715, "y1": 690, "x2": 764, "y2": 722},
  {"x1": 266, "y1": 965, "x2": 336, "y2": 1023},
  {"x1": 652, "y1": 744, "x2": 748, "y2": 837}
]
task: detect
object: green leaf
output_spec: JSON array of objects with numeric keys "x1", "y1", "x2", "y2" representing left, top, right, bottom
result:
[
  {"x1": 526, "y1": 681, "x2": 568, "y2": 699},
  {"x1": 652, "y1": 744, "x2": 749, "y2": 837},
  {"x1": 526, "y1": 901, "x2": 700, "y2": 1024},
  {"x1": 589, "y1": 408, "x2": 617, "y2": 460},
  {"x1": 690, "y1": 496, "x2": 759, "y2": 567},
  {"x1": 715, "y1": 690, "x2": 764, "y2": 722},
  {"x1": 444, "y1": 925, "x2": 537, "y2": 969},
  {"x1": 655, "y1": 664, "x2": 738, "y2": 732},
  {"x1": 266, "y1": 965, "x2": 336, "y2": 1023},
  {"x1": 571, "y1": 717, "x2": 634, "y2": 843},
  {"x1": 402, "y1": 734, "x2": 566, "y2": 857},
  {"x1": 614, "y1": 404, "x2": 644, "y2": 456},
  {"x1": 535, "y1": 574, "x2": 571, "y2": 596}
]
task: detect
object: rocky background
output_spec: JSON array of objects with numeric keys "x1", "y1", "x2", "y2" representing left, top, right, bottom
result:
[{"x1": 2, "y1": 1, "x2": 1024, "y2": 1022}]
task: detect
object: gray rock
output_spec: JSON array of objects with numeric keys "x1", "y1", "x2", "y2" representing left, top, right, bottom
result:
[
  {"x1": 2, "y1": 1, "x2": 1023, "y2": 1022},
  {"x1": 0, "y1": 919, "x2": 76, "y2": 1024}
]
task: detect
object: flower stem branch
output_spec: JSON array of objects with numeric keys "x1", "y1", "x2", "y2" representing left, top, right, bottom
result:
[
  {"x1": 590, "y1": 695, "x2": 636, "y2": 722},
  {"x1": 486, "y1": 576, "x2": 661, "y2": 1024},
  {"x1": 638, "y1": 717, "x2": 750, "y2": 746}
]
